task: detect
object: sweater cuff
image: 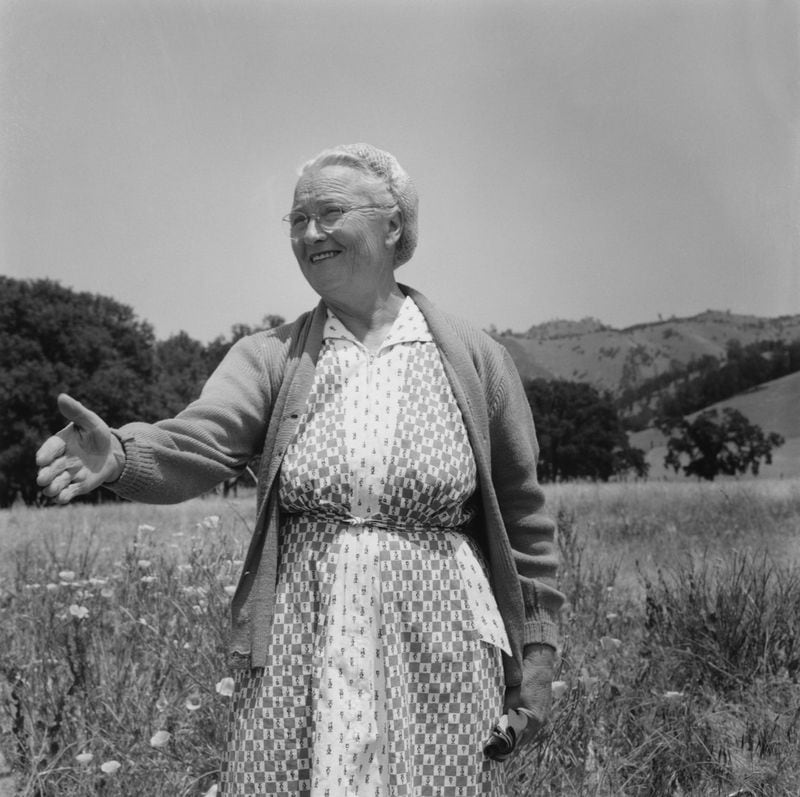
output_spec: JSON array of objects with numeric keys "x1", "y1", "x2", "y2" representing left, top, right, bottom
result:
[
  {"x1": 523, "y1": 609, "x2": 560, "y2": 651},
  {"x1": 107, "y1": 431, "x2": 159, "y2": 502}
]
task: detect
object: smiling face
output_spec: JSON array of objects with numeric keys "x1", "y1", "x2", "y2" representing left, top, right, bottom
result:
[{"x1": 290, "y1": 164, "x2": 402, "y2": 305}]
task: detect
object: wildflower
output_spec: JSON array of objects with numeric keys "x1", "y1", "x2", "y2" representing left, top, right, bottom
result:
[
  {"x1": 150, "y1": 730, "x2": 171, "y2": 748},
  {"x1": 600, "y1": 636, "x2": 622, "y2": 652},
  {"x1": 137, "y1": 559, "x2": 152, "y2": 569},
  {"x1": 89, "y1": 577, "x2": 108, "y2": 586},
  {"x1": 223, "y1": 585, "x2": 236, "y2": 597},
  {"x1": 75, "y1": 752, "x2": 94, "y2": 765},
  {"x1": 100, "y1": 588, "x2": 115, "y2": 599},
  {"x1": 605, "y1": 612, "x2": 619, "y2": 621},
  {"x1": 69, "y1": 604, "x2": 89, "y2": 620},
  {"x1": 663, "y1": 690, "x2": 685, "y2": 702},
  {"x1": 58, "y1": 570, "x2": 76, "y2": 582},
  {"x1": 185, "y1": 695, "x2": 202, "y2": 712},
  {"x1": 551, "y1": 680, "x2": 568, "y2": 700},
  {"x1": 140, "y1": 575, "x2": 157, "y2": 584},
  {"x1": 192, "y1": 604, "x2": 205, "y2": 615},
  {"x1": 201, "y1": 515, "x2": 220, "y2": 529},
  {"x1": 100, "y1": 760, "x2": 121, "y2": 774},
  {"x1": 216, "y1": 677, "x2": 235, "y2": 697},
  {"x1": 25, "y1": 583, "x2": 42, "y2": 590},
  {"x1": 138, "y1": 524, "x2": 156, "y2": 533},
  {"x1": 45, "y1": 583, "x2": 59, "y2": 591}
]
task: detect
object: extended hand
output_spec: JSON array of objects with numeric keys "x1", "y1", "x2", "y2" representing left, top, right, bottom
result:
[
  {"x1": 503, "y1": 643, "x2": 556, "y2": 749},
  {"x1": 36, "y1": 394, "x2": 125, "y2": 504}
]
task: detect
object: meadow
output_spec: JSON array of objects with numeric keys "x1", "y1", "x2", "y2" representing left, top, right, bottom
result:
[{"x1": 1, "y1": 478, "x2": 799, "y2": 796}]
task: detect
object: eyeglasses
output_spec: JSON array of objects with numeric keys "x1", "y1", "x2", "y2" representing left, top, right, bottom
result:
[{"x1": 282, "y1": 204, "x2": 396, "y2": 238}]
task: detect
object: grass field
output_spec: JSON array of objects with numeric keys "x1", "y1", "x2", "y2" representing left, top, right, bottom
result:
[{"x1": 1, "y1": 478, "x2": 799, "y2": 796}]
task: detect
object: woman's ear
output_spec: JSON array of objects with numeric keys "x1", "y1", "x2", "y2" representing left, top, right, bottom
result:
[{"x1": 385, "y1": 207, "x2": 403, "y2": 249}]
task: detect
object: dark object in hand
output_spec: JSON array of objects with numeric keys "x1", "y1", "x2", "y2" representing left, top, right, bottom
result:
[{"x1": 483, "y1": 709, "x2": 529, "y2": 762}]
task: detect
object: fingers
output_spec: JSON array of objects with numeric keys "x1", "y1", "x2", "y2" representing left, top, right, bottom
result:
[
  {"x1": 57, "y1": 393, "x2": 105, "y2": 431},
  {"x1": 35, "y1": 435, "x2": 68, "y2": 468},
  {"x1": 36, "y1": 453, "x2": 68, "y2": 487},
  {"x1": 41, "y1": 468, "x2": 75, "y2": 498}
]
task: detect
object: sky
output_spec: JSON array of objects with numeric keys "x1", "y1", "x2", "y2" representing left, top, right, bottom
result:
[{"x1": 1, "y1": 0, "x2": 798, "y2": 343}]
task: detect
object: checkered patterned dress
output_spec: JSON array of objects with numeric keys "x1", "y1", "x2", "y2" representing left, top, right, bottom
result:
[{"x1": 220, "y1": 298, "x2": 511, "y2": 796}]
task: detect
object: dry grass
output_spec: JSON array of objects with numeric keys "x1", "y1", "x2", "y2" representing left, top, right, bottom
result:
[{"x1": 1, "y1": 479, "x2": 799, "y2": 795}]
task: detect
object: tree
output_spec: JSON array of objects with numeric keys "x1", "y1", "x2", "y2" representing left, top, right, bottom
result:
[
  {"x1": 660, "y1": 407, "x2": 784, "y2": 480},
  {"x1": 205, "y1": 314, "x2": 285, "y2": 372},
  {"x1": 525, "y1": 379, "x2": 648, "y2": 482},
  {"x1": 152, "y1": 332, "x2": 210, "y2": 417},
  {"x1": 0, "y1": 277, "x2": 157, "y2": 506}
]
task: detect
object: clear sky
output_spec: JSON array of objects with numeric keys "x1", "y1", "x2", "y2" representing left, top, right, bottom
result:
[{"x1": 2, "y1": 0, "x2": 798, "y2": 342}]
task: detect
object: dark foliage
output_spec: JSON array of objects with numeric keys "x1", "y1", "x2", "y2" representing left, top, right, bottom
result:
[
  {"x1": 0, "y1": 278, "x2": 284, "y2": 507},
  {"x1": 659, "y1": 407, "x2": 785, "y2": 480},
  {"x1": 0, "y1": 278, "x2": 158, "y2": 507},
  {"x1": 619, "y1": 338, "x2": 800, "y2": 428},
  {"x1": 526, "y1": 379, "x2": 648, "y2": 482}
]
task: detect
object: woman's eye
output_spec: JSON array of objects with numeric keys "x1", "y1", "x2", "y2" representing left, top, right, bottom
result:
[
  {"x1": 290, "y1": 214, "x2": 308, "y2": 228},
  {"x1": 320, "y1": 207, "x2": 344, "y2": 224}
]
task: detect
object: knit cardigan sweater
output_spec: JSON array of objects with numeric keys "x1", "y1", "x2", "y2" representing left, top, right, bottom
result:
[{"x1": 111, "y1": 286, "x2": 563, "y2": 688}]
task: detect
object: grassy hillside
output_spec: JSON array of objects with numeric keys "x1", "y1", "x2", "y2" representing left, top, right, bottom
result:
[
  {"x1": 630, "y1": 370, "x2": 800, "y2": 479},
  {"x1": 495, "y1": 310, "x2": 800, "y2": 393}
]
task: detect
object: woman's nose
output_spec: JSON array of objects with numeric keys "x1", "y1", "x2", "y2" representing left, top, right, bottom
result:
[{"x1": 303, "y1": 217, "x2": 327, "y2": 243}]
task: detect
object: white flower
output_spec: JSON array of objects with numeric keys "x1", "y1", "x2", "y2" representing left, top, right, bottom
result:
[
  {"x1": 663, "y1": 690, "x2": 685, "y2": 702},
  {"x1": 137, "y1": 559, "x2": 152, "y2": 569},
  {"x1": 100, "y1": 760, "x2": 121, "y2": 774},
  {"x1": 215, "y1": 677, "x2": 235, "y2": 697},
  {"x1": 605, "y1": 612, "x2": 619, "y2": 621},
  {"x1": 223, "y1": 585, "x2": 236, "y2": 597},
  {"x1": 140, "y1": 575, "x2": 157, "y2": 584},
  {"x1": 185, "y1": 695, "x2": 202, "y2": 712},
  {"x1": 138, "y1": 524, "x2": 156, "y2": 533},
  {"x1": 75, "y1": 752, "x2": 94, "y2": 765},
  {"x1": 69, "y1": 604, "x2": 89, "y2": 620},
  {"x1": 45, "y1": 583, "x2": 59, "y2": 591},
  {"x1": 600, "y1": 636, "x2": 622, "y2": 652},
  {"x1": 58, "y1": 570, "x2": 76, "y2": 582},
  {"x1": 150, "y1": 730, "x2": 171, "y2": 748},
  {"x1": 551, "y1": 680, "x2": 568, "y2": 700},
  {"x1": 89, "y1": 577, "x2": 108, "y2": 586},
  {"x1": 100, "y1": 588, "x2": 115, "y2": 599}
]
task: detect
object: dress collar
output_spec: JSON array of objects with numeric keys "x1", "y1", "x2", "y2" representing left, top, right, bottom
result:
[{"x1": 323, "y1": 296, "x2": 433, "y2": 351}]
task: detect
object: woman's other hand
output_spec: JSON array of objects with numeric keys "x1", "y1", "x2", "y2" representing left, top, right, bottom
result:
[
  {"x1": 503, "y1": 643, "x2": 556, "y2": 748},
  {"x1": 35, "y1": 393, "x2": 125, "y2": 504}
]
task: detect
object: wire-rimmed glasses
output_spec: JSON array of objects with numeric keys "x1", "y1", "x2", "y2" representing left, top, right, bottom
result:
[{"x1": 282, "y1": 204, "x2": 396, "y2": 239}]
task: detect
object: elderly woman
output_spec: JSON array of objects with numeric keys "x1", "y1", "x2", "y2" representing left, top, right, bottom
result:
[{"x1": 36, "y1": 143, "x2": 564, "y2": 795}]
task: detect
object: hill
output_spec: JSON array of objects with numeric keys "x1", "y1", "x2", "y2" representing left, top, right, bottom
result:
[
  {"x1": 629, "y1": 370, "x2": 800, "y2": 479},
  {"x1": 493, "y1": 310, "x2": 800, "y2": 395}
]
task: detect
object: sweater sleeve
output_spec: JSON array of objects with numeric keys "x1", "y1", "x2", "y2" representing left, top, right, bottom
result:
[
  {"x1": 109, "y1": 334, "x2": 276, "y2": 504},
  {"x1": 489, "y1": 349, "x2": 564, "y2": 650}
]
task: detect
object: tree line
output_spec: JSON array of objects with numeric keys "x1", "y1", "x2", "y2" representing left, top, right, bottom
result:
[
  {"x1": 0, "y1": 278, "x2": 786, "y2": 506},
  {"x1": 0, "y1": 278, "x2": 283, "y2": 506},
  {"x1": 620, "y1": 337, "x2": 800, "y2": 430}
]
